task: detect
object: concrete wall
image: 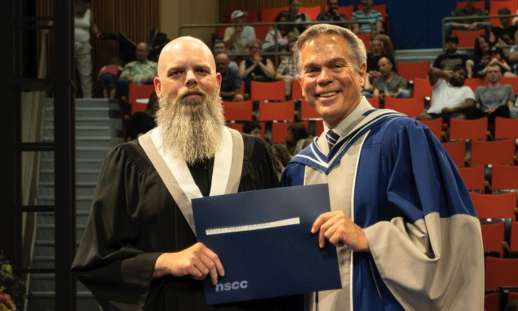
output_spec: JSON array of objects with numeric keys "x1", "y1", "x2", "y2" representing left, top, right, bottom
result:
[{"x1": 159, "y1": 0, "x2": 219, "y2": 44}]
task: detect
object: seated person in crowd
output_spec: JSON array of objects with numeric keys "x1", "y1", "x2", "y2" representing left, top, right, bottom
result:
[
  {"x1": 367, "y1": 37, "x2": 395, "y2": 80},
  {"x1": 213, "y1": 39, "x2": 238, "y2": 71},
  {"x1": 445, "y1": 0, "x2": 490, "y2": 38},
  {"x1": 215, "y1": 52, "x2": 244, "y2": 101},
  {"x1": 262, "y1": 13, "x2": 295, "y2": 52},
  {"x1": 371, "y1": 56, "x2": 409, "y2": 98},
  {"x1": 433, "y1": 34, "x2": 474, "y2": 77},
  {"x1": 352, "y1": 0, "x2": 384, "y2": 34},
  {"x1": 419, "y1": 66, "x2": 477, "y2": 120},
  {"x1": 239, "y1": 39, "x2": 276, "y2": 97},
  {"x1": 224, "y1": 10, "x2": 256, "y2": 54},
  {"x1": 473, "y1": 35, "x2": 493, "y2": 77},
  {"x1": 243, "y1": 121, "x2": 262, "y2": 137},
  {"x1": 317, "y1": 0, "x2": 349, "y2": 28},
  {"x1": 285, "y1": 123, "x2": 309, "y2": 156},
  {"x1": 275, "y1": 35, "x2": 298, "y2": 97},
  {"x1": 474, "y1": 64, "x2": 514, "y2": 123},
  {"x1": 480, "y1": 46, "x2": 516, "y2": 77},
  {"x1": 98, "y1": 57, "x2": 122, "y2": 99},
  {"x1": 279, "y1": 0, "x2": 311, "y2": 34},
  {"x1": 490, "y1": 7, "x2": 518, "y2": 49},
  {"x1": 119, "y1": 42, "x2": 157, "y2": 84}
]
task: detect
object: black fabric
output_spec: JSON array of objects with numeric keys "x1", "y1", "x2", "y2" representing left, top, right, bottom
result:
[
  {"x1": 72, "y1": 133, "x2": 300, "y2": 310},
  {"x1": 433, "y1": 53, "x2": 470, "y2": 71}
]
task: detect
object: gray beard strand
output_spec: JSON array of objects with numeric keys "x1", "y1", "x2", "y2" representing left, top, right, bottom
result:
[{"x1": 155, "y1": 93, "x2": 225, "y2": 164}]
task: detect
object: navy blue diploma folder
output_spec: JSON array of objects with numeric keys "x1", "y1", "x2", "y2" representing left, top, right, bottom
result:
[{"x1": 192, "y1": 184, "x2": 341, "y2": 304}]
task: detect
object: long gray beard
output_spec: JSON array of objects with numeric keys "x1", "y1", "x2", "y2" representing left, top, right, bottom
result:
[{"x1": 155, "y1": 92, "x2": 225, "y2": 164}]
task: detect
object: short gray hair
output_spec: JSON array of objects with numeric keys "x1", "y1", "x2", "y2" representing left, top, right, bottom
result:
[{"x1": 295, "y1": 24, "x2": 367, "y2": 72}]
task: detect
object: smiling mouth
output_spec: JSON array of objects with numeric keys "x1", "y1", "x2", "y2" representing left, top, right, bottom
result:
[
  {"x1": 183, "y1": 91, "x2": 204, "y2": 98},
  {"x1": 316, "y1": 91, "x2": 339, "y2": 98}
]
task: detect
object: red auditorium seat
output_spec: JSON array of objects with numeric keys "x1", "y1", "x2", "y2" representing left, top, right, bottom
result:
[
  {"x1": 495, "y1": 117, "x2": 518, "y2": 140},
  {"x1": 449, "y1": 118, "x2": 488, "y2": 141},
  {"x1": 511, "y1": 221, "x2": 518, "y2": 253},
  {"x1": 443, "y1": 141, "x2": 466, "y2": 167},
  {"x1": 271, "y1": 122, "x2": 290, "y2": 144},
  {"x1": 368, "y1": 96, "x2": 380, "y2": 108},
  {"x1": 299, "y1": 6, "x2": 321, "y2": 20},
  {"x1": 456, "y1": 1, "x2": 485, "y2": 10},
  {"x1": 413, "y1": 78, "x2": 432, "y2": 107},
  {"x1": 452, "y1": 29, "x2": 486, "y2": 48},
  {"x1": 490, "y1": 1, "x2": 518, "y2": 27},
  {"x1": 338, "y1": 5, "x2": 354, "y2": 19},
  {"x1": 372, "y1": 4, "x2": 387, "y2": 17},
  {"x1": 491, "y1": 164, "x2": 518, "y2": 191},
  {"x1": 258, "y1": 101, "x2": 295, "y2": 122},
  {"x1": 485, "y1": 292, "x2": 500, "y2": 311},
  {"x1": 420, "y1": 118, "x2": 443, "y2": 140},
  {"x1": 470, "y1": 192, "x2": 517, "y2": 219},
  {"x1": 481, "y1": 221, "x2": 505, "y2": 256},
  {"x1": 226, "y1": 123, "x2": 244, "y2": 132},
  {"x1": 300, "y1": 100, "x2": 320, "y2": 120},
  {"x1": 485, "y1": 257, "x2": 518, "y2": 290},
  {"x1": 291, "y1": 79, "x2": 303, "y2": 100},
  {"x1": 250, "y1": 80, "x2": 286, "y2": 102},
  {"x1": 222, "y1": 101, "x2": 253, "y2": 121},
  {"x1": 459, "y1": 165, "x2": 485, "y2": 192},
  {"x1": 315, "y1": 120, "x2": 324, "y2": 136},
  {"x1": 397, "y1": 61, "x2": 430, "y2": 81},
  {"x1": 384, "y1": 97, "x2": 423, "y2": 117},
  {"x1": 501, "y1": 76, "x2": 518, "y2": 94},
  {"x1": 464, "y1": 78, "x2": 485, "y2": 92},
  {"x1": 128, "y1": 83, "x2": 155, "y2": 113},
  {"x1": 471, "y1": 139, "x2": 515, "y2": 166}
]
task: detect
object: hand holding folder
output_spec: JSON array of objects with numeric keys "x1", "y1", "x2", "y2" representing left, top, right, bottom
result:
[{"x1": 192, "y1": 184, "x2": 342, "y2": 304}]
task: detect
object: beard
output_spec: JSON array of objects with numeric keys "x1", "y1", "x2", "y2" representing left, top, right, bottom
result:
[{"x1": 155, "y1": 88, "x2": 225, "y2": 164}]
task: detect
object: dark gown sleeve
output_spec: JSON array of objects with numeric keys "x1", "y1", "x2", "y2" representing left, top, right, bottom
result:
[{"x1": 71, "y1": 143, "x2": 161, "y2": 309}]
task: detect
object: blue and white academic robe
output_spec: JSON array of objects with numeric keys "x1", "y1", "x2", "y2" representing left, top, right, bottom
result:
[{"x1": 281, "y1": 99, "x2": 484, "y2": 311}]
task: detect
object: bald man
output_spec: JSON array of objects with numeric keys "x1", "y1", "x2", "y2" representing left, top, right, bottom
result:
[{"x1": 72, "y1": 37, "x2": 291, "y2": 311}]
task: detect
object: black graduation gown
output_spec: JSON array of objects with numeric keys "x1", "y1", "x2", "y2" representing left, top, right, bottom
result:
[{"x1": 72, "y1": 134, "x2": 298, "y2": 310}]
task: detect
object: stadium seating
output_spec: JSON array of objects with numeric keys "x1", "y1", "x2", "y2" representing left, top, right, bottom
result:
[
  {"x1": 384, "y1": 97, "x2": 423, "y2": 117},
  {"x1": 250, "y1": 80, "x2": 286, "y2": 102},
  {"x1": 489, "y1": 1, "x2": 518, "y2": 27},
  {"x1": 485, "y1": 257, "x2": 518, "y2": 290},
  {"x1": 449, "y1": 118, "x2": 488, "y2": 141},
  {"x1": 300, "y1": 100, "x2": 320, "y2": 120},
  {"x1": 222, "y1": 101, "x2": 253, "y2": 121},
  {"x1": 397, "y1": 61, "x2": 430, "y2": 81},
  {"x1": 452, "y1": 29, "x2": 486, "y2": 48},
  {"x1": 258, "y1": 101, "x2": 295, "y2": 122},
  {"x1": 271, "y1": 122, "x2": 290, "y2": 144},
  {"x1": 470, "y1": 192, "x2": 516, "y2": 219},
  {"x1": 495, "y1": 117, "x2": 518, "y2": 140},
  {"x1": 443, "y1": 141, "x2": 466, "y2": 167},
  {"x1": 128, "y1": 83, "x2": 154, "y2": 113},
  {"x1": 291, "y1": 79, "x2": 303, "y2": 100},
  {"x1": 471, "y1": 139, "x2": 515, "y2": 166},
  {"x1": 491, "y1": 164, "x2": 518, "y2": 191},
  {"x1": 459, "y1": 165, "x2": 486, "y2": 192},
  {"x1": 511, "y1": 221, "x2": 518, "y2": 253},
  {"x1": 420, "y1": 118, "x2": 443, "y2": 140},
  {"x1": 481, "y1": 221, "x2": 505, "y2": 256}
]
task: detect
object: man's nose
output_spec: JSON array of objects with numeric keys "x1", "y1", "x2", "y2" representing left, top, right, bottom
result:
[
  {"x1": 185, "y1": 70, "x2": 197, "y2": 87},
  {"x1": 317, "y1": 68, "x2": 333, "y2": 86}
]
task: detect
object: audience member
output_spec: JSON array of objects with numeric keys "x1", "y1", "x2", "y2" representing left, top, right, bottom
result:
[
  {"x1": 262, "y1": 13, "x2": 293, "y2": 52},
  {"x1": 316, "y1": 0, "x2": 349, "y2": 28},
  {"x1": 119, "y1": 42, "x2": 157, "y2": 84},
  {"x1": 473, "y1": 35, "x2": 493, "y2": 77},
  {"x1": 481, "y1": 46, "x2": 516, "y2": 76},
  {"x1": 275, "y1": 35, "x2": 299, "y2": 97},
  {"x1": 224, "y1": 10, "x2": 256, "y2": 54},
  {"x1": 74, "y1": 0, "x2": 101, "y2": 98},
  {"x1": 491, "y1": 7, "x2": 517, "y2": 49},
  {"x1": 212, "y1": 39, "x2": 238, "y2": 71},
  {"x1": 352, "y1": 0, "x2": 384, "y2": 34},
  {"x1": 372, "y1": 56, "x2": 409, "y2": 98},
  {"x1": 98, "y1": 57, "x2": 122, "y2": 99},
  {"x1": 215, "y1": 52, "x2": 244, "y2": 101},
  {"x1": 279, "y1": 0, "x2": 311, "y2": 34},
  {"x1": 243, "y1": 121, "x2": 262, "y2": 137},
  {"x1": 445, "y1": 0, "x2": 490, "y2": 38},
  {"x1": 239, "y1": 39, "x2": 276, "y2": 96},
  {"x1": 285, "y1": 123, "x2": 309, "y2": 156},
  {"x1": 474, "y1": 64, "x2": 514, "y2": 124},
  {"x1": 419, "y1": 66, "x2": 476, "y2": 120},
  {"x1": 433, "y1": 34, "x2": 474, "y2": 77},
  {"x1": 366, "y1": 37, "x2": 394, "y2": 78}
]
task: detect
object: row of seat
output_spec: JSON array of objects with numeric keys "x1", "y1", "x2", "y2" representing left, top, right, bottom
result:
[
  {"x1": 458, "y1": 164, "x2": 518, "y2": 191},
  {"x1": 485, "y1": 257, "x2": 518, "y2": 311},
  {"x1": 482, "y1": 219, "x2": 518, "y2": 257},
  {"x1": 472, "y1": 191, "x2": 518, "y2": 220}
]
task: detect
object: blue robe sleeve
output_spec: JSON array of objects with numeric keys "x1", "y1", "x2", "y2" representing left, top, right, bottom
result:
[{"x1": 363, "y1": 119, "x2": 484, "y2": 310}]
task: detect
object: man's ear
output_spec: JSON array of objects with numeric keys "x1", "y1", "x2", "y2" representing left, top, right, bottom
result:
[
  {"x1": 153, "y1": 77, "x2": 162, "y2": 98},
  {"x1": 216, "y1": 72, "x2": 222, "y2": 91}
]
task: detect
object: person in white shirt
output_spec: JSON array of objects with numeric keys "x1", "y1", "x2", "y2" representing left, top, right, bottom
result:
[
  {"x1": 223, "y1": 10, "x2": 256, "y2": 55},
  {"x1": 419, "y1": 65, "x2": 477, "y2": 120}
]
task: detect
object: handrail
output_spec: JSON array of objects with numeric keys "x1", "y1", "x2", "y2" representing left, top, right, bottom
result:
[{"x1": 441, "y1": 14, "x2": 518, "y2": 47}]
